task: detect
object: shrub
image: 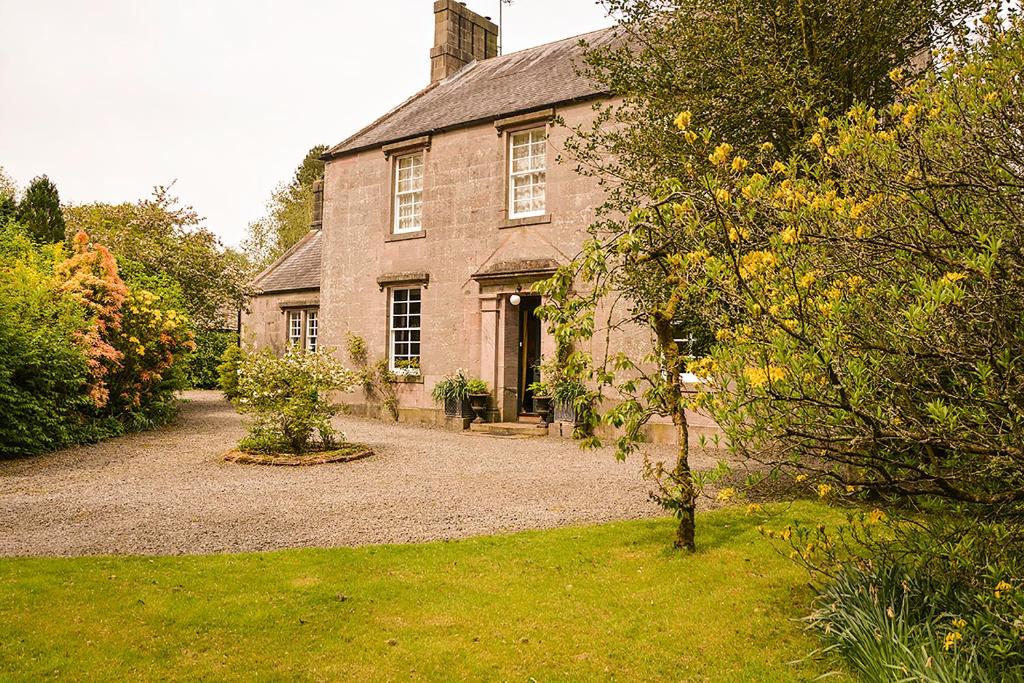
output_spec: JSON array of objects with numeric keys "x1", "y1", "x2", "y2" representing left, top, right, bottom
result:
[
  {"x1": 804, "y1": 518, "x2": 1024, "y2": 681},
  {"x1": 217, "y1": 343, "x2": 245, "y2": 401},
  {"x1": 346, "y1": 333, "x2": 399, "y2": 421},
  {"x1": 186, "y1": 330, "x2": 237, "y2": 389},
  {"x1": 0, "y1": 227, "x2": 98, "y2": 455},
  {"x1": 235, "y1": 345, "x2": 355, "y2": 453}
]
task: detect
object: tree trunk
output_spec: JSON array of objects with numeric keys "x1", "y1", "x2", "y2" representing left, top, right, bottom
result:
[{"x1": 673, "y1": 408, "x2": 697, "y2": 552}]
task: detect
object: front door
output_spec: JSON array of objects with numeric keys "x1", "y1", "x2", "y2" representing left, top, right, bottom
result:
[{"x1": 517, "y1": 295, "x2": 543, "y2": 416}]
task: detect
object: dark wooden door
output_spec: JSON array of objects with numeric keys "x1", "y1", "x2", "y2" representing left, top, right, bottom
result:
[{"x1": 518, "y1": 296, "x2": 543, "y2": 415}]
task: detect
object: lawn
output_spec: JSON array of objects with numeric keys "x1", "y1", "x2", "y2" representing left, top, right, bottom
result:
[{"x1": 0, "y1": 502, "x2": 849, "y2": 681}]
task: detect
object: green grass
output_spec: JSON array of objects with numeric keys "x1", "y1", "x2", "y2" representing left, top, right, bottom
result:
[{"x1": 0, "y1": 502, "x2": 849, "y2": 681}]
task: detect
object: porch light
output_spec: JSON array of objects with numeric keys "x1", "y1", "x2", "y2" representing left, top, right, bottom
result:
[{"x1": 509, "y1": 285, "x2": 523, "y2": 307}]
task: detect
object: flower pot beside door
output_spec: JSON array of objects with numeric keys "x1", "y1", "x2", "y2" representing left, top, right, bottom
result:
[{"x1": 468, "y1": 393, "x2": 491, "y2": 424}]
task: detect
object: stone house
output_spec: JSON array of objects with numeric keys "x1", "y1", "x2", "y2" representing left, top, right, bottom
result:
[{"x1": 244, "y1": 1, "x2": 717, "y2": 442}]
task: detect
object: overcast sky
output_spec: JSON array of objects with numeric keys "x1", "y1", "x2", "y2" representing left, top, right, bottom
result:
[{"x1": 0, "y1": 0, "x2": 612, "y2": 247}]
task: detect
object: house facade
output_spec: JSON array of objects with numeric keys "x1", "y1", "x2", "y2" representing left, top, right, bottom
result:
[{"x1": 244, "y1": 1, "x2": 718, "y2": 442}]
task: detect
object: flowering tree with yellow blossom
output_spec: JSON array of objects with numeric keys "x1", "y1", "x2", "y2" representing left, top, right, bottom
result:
[
  {"x1": 540, "y1": 0, "x2": 980, "y2": 551},
  {"x1": 681, "y1": 9, "x2": 1024, "y2": 514}
]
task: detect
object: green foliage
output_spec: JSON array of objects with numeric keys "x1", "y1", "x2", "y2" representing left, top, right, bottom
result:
[
  {"x1": 431, "y1": 369, "x2": 488, "y2": 405},
  {"x1": 243, "y1": 145, "x2": 327, "y2": 269},
  {"x1": 465, "y1": 378, "x2": 489, "y2": 395},
  {"x1": 64, "y1": 186, "x2": 251, "y2": 331},
  {"x1": 0, "y1": 226, "x2": 98, "y2": 455},
  {"x1": 346, "y1": 333, "x2": 399, "y2": 421},
  {"x1": 217, "y1": 343, "x2": 245, "y2": 401},
  {"x1": 0, "y1": 167, "x2": 17, "y2": 225},
  {"x1": 797, "y1": 515, "x2": 1024, "y2": 680},
  {"x1": 234, "y1": 345, "x2": 355, "y2": 454},
  {"x1": 0, "y1": 225, "x2": 191, "y2": 456},
  {"x1": 682, "y1": 10, "x2": 1024, "y2": 514},
  {"x1": 540, "y1": 0, "x2": 979, "y2": 550},
  {"x1": 17, "y1": 175, "x2": 65, "y2": 244},
  {"x1": 186, "y1": 330, "x2": 237, "y2": 389}
]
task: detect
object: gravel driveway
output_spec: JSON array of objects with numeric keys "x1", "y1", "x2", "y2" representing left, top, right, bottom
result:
[{"x1": 0, "y1": 391, "x2": 728, "y2": 557}]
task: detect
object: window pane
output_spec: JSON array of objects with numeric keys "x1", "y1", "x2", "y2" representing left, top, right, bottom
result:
[{"x1": 390, "y1": 288, "x2": 422, "y2": 373}]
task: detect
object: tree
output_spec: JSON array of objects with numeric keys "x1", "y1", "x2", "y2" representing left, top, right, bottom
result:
[
  {"x1": 243, "y1": 145, "x2": 327, "y2": 269},
  {"x1": 64, "y1": 186, "x2": 251, "y2": 331},
  {"x1": 683, "y1": 8, "x2": 1024, "y2": 515},
  {"x1": 540, "y1": 0, "x2": 981, "y2": 550},
  {"x1": 17, "y1": 175, "x2": 65, "y2": 244},
  {"x1": 0, "y1": 167, "x2": 17, "y2": 224}
]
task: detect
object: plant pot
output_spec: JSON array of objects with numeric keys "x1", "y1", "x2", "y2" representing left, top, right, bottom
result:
[
  {"x1": 468, "y1": 393, "x2": 490, "y2": 424},
  {"x1": 533, "y1": 395, "x2": 552, "y2": 429},
  {"x1": 444, "y1": 395, "x2": 472, "y2": 418},
  {"x1": 553, "y1": 399, "x2": 580, "y2": 425}
]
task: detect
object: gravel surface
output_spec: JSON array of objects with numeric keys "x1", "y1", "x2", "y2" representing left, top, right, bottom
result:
[{"x1": 0, "y1": 391, "x2": 731, "y2": 557}]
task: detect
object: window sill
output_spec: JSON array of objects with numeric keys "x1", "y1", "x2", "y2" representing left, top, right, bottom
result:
[
  {"x1": 501, "y1": 213, "x2": 552, "y2": 229},
  {"x1": 392, "y1": 373, "x2": 423, "y2": 384},
  {"x1": 386, "y1": 230, "x2": 426, "y2": 243}
]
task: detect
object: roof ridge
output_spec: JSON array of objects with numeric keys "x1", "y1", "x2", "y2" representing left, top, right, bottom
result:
[
  {"x1": 496, "y1": 25, "x2": 616, "y2": 59},
  {"x1": 325, "y1": 24, "x2": 620, "y2": 159}
]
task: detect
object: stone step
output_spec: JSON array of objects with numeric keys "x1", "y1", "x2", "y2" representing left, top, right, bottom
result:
[{"x1": 468, "y1": 422, "x2": 549, "y2": 438}]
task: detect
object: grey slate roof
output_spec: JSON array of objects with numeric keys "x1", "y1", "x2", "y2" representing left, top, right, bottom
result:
[
  {"x1": 326, "y1": 26, "x2": 618, "y2": 157},
  {"x1": 252, "y1": 230, "x2": 322, "y2": 293}
]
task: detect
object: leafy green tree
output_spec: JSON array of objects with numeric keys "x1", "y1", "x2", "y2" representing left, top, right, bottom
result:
[
  {"x1": 64, "y1": 186, "x2": 251, "y2": 331},
  {"x1": 243, "y1": 145, "x2": 327, "y2": 269},
  {"x1": 683, "y1": 9, "x2": 1024, "y2": 514},
  {"x1": 17, "y1": 175, "x2": 65, "y2": 244},
  {"x1": 540, "y1": 0, "x2": 981, "y2": 550},
  {"x1": 0, "y1": 167, "x2": 17, "y2": 224}
]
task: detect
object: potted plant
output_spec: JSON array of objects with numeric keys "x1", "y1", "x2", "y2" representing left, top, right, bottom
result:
[
  {"x1": 466, "y1": 378, "x2": 491, "y2": 424},
  {"x1": 552, "y1": 378, "x2": 588, "y2": 425},
  {"x1": 528, "y1": 380, "x2": 553, "y2": 428},
  {"x1": 431, "y1": 369, "x2": 473, "y2": 417}
]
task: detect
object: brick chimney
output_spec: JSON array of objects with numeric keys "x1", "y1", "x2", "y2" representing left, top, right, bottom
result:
[
  {"x1": 430, "y1": 1, "x2": 498, "y2": 83},
  {"x1": 310, "y1": 179, "x2": 323, "y2": 230}
]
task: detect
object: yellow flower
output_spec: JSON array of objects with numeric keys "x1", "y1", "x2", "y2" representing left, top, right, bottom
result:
[
  {"x1": 745, "y1": 366, "x2": 785, "y2": 388},
  {"x1": 674, "y1": 110, "x2": 692, "y2": 130},
  {"x1": 817, "y1": 483, "x2": 833, "y2": 498},
  {"x1": 746, "y1": 503, "x2": 763, "y2": 515},
  {"x1": 136, "y1": 346, "x2": 146, "y2": 356},
  {"x1": 943, "y1": 631, "x2": 962, "y2": 651},
  {"x1": 709, "y1": 143, "x2": 733, "y2": 165},
  {"x1": 798, "y1": 270, "x2": 819, "y2": 289},
  {"x1": 889, "y1": 67, "x2": 904, "y2": 82},
  {"x1": 715, "y1": 188, "x2": 731, "y2": 203},
  {"x1": 716, "y1": 487, "x2": 736, "y2": 502},
  {"x1": 760, "y1": 142, "x2": 774, "y2": 153},
  {"x1": 728, "y1": 226, "x2": 740, "y2": 243},
  {"x1": 818, "y1": 116, "x2": 830, "y2": 128},
  {"x1": 995, "y1": 580, "x2": 1013, "y2": 599},
  {"x1": 731, "y1": 156, "x2": 749, "y2": 173},
  {"x1": 810, "y1": 132, "x2": 823, "y2": 147},
  {"x1": 780, "y1": 227, "x2": 799, "y2": 245},
  {"x1": 780, "y1": 527, "x2": 792, "y2": 541},
  {"x1": 951, "y1": 618, "x2": 967, "y2": 630},
  {"x1": 771, "y1": 160, "x2": 787, "y2": 174},
  {"x1": 941, "y1": 272, "x2": 968, "y2": 283},
  {"x1": 795, "y1": 474, "x2": 808, "y2": 483},
  {"x1": 684, "y1": 130, "x2": 699, "y2": 144},
  {"x1": 128, "y1": 336, "x2": 140, "y2": 345}
]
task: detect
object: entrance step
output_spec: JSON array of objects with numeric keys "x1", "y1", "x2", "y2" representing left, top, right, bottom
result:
[{"x1": 468, "y1": 422, "x2": 548, "y2": 438}]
